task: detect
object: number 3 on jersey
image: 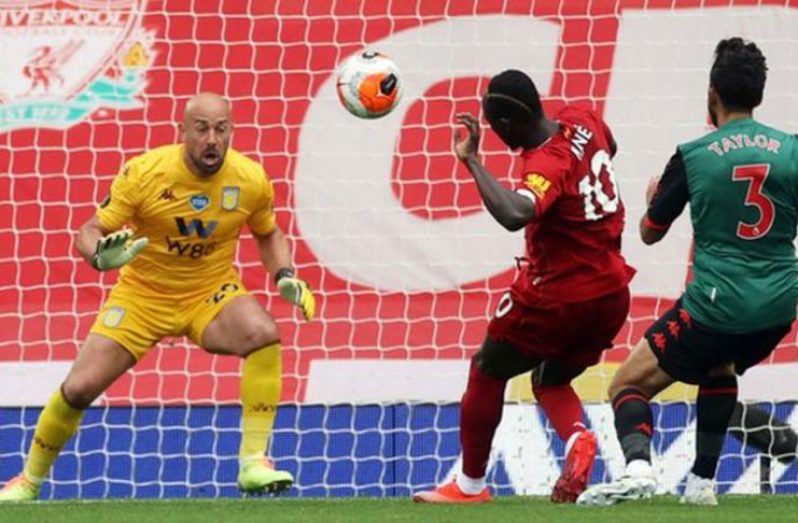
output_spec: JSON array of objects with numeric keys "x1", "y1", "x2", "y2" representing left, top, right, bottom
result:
[
  {"x1": 732, "y1": 163, "x2": 774, "y2": 240},
  {"x1": 579, "y1": 149, "x2": 620, "y2": 220}
]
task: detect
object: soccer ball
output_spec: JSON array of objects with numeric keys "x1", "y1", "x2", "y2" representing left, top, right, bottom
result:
[{"x1": 336, "y1": 51, "x2": 403, "y2": 119}]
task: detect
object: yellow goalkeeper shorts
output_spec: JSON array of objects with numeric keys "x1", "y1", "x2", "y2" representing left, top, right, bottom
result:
[{"x1": 89, "y1": 277, "x2": 250, "y2": 361}]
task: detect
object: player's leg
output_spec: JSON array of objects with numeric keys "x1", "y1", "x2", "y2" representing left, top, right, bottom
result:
[
  {"x1": 1, "y1": 283, "x2": 158, "y2": 502},
  {"x1": 575, "y1": 337, "x2": 673, "y2": 506},
  {"x1": 0, "y1": 335, "x2": 135, "y2": 501},
  {"x1": 683, "y1": 323, "x2": 791, "y2": 505},
  {"x1": 192, "y1": 285, "x2": 290, "y2": 494},
  {"x1": 680, "y1": 362, "x2": 735, "y2": 506},
  {"x1": 537, "y1": 287, "x2": 630, "y2": 503},
  {"x1": 608, "y1": 336, "x2": 676, "y2": 468},
  {"x1": 460, "y1": 338, "x2": 541, "y2": 493},
  {"x1": 579, "y1": 299, "x2": 723, "y2": 505},
  {"x1": 533, "y1": 361, "x2": 597, "y2": 503},
  {"x1": 532, "y1": 362, "x2": 588, "y2": 455},
  {"x1": 413, "y1": 336, "x2": 540, "y2": 503}
]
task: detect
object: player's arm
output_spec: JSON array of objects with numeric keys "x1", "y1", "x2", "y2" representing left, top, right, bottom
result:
[
  {"x1": 253, "y1": 226, "x2": 316, "y2": 321},
  {"x1": 253, "y1": 226, "x2": 292, "y2": 280},
  {"x1": 77, "y1": 161, "x2": 148, "y2": 270},
  {"x1": 76, "y1": 216, "x2": 110, "y2": 265},
  {"x1": 249, "y1": 177, "x2": 316, "y2": 321},
  {"x1": 455, "y1": 113, "x2": 535, "y2": 231},
  {"x1": 640, "y1": 149, "x2": 689, "y2": 245}
]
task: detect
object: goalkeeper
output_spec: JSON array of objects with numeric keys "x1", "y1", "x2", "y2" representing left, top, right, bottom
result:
[{"x1": 0, "y1": 93, "x2": 315, "y2": 501}]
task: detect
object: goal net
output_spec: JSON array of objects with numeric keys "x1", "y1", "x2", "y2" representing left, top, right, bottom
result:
[{"x1": 1, "y1": 0, "x2": 797, "y2": 499}]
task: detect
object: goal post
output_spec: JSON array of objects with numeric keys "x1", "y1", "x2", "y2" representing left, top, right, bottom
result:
[{"x1": 1, "y1": 0, "x2": 798, "y2": 498}]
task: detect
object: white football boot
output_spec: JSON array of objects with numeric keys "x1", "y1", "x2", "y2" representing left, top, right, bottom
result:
[
  {"x1": 577, "y1": 460, "x2": 657, "y2": 506},
  {"x1": 680, "y1": 472, "x2": 718, "y2": 506}
]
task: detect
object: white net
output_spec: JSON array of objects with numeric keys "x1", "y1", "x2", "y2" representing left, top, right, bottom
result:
[{"x1": 1, "y1": 0, "x2": 798, "y2": 499}]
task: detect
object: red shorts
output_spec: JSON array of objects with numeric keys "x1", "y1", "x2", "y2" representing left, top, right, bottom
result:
[{"x1": 487, "y1": 287, "x2": 630, "y2": 370}]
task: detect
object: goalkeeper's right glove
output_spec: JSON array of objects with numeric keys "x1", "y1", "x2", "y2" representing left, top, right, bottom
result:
[{"x1": 91, "y1": 229, "x2": 148, "y2": 271}]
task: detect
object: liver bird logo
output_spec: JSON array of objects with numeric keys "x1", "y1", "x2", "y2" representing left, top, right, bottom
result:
[{"x1": 22, "y1": 41, "x2": 84, "y2": 97}]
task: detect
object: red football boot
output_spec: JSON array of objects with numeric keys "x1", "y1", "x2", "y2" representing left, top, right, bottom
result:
[
  {"x1": 551, "y1": 430, "x2": 598, "y2": 503},
  {"x1": 413, "y1": 480, "x2": 492, "y2": 504}
]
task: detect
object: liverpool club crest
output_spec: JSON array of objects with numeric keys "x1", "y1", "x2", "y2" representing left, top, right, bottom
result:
[{"x1": 0, "y1": 0, "x2": 154, "y2": 132}]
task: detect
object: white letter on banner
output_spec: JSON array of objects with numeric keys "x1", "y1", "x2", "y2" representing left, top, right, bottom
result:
[{"x1": 294, "y1": 16, "x2": 559, "y2": 292}]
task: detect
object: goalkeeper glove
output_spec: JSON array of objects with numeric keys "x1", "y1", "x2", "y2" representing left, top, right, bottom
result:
[
  {"x1": 275, "y1": 268, "x2": 316, "y2": 321},
  {"x1": 91, "y1": 229, "x2": 148, "y2": 271}
]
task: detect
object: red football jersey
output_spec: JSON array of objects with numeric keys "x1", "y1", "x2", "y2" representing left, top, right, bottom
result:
[{"x1": 512, "y1": 105, "x2": 635, "y2": 305}]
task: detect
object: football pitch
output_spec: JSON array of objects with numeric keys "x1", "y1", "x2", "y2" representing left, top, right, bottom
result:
[{"x1": 1, "y1": 496, "x2": 796, "y2": 523}]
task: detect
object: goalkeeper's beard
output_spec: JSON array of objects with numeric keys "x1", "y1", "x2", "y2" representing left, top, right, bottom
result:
[{"x1": 189, "y1": 149, "x2": 225, "y2": 176}]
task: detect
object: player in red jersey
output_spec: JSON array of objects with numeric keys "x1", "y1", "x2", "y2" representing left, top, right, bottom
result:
[{"x1": 413, "y1": 70, "x2": 635, "y2": 504}]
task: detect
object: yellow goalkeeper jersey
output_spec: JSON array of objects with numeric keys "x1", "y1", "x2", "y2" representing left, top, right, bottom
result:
[{"x1": 96, "y1": 144, "x2": 276, "y2": 298}]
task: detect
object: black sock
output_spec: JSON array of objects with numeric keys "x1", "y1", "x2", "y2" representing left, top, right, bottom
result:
[
  {"x1": 692, "y1": 375, "x2": 738, "y2": 479},
  {"x1": 613, "y1": 387, "x2": 653, "y2": 464}
]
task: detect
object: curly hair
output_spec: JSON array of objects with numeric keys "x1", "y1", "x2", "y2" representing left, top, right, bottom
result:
[{"x1": 710, "y1": 37, "x2": 768, "y2": 111}]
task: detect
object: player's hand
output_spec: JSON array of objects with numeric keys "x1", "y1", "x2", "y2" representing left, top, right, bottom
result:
[
  {"x1": 277, "y1": 275, "x2": 316, "y2": 321},
  {"x1": 92, "y1": 229, "x2": 148, "y2": 271},
  {"x1": 645, "y1": 174, "x2": 661, "y2": 206},
  {"x1": 454, "y1": 112, "x2": 480, "y2": 161}
]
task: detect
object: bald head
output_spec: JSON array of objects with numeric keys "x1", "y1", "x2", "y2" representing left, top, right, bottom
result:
[
  {"x1": 183, "y1": 92, "x2": 231, "y2": 124},
  {"x1": 181, "y1": 93, "x2": 232, "y2": 176}
]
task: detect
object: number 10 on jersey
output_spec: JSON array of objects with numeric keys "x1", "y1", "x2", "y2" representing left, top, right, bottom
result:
[{"x1": 579, "y1": 149, "x2": 620, "y2": 221}]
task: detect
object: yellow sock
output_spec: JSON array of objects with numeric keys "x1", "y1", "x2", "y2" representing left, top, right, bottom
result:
[
  {"x1": 239, "y1": 342, "x2": 282, "y2": 463},
  {"x1": 24, "y1": 389, "x2": 84, "y2": 484}
]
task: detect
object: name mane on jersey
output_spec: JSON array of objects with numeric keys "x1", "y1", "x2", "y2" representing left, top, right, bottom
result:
[{"x1": 569, "y1": 124, "x2": 593, "y2": 160}]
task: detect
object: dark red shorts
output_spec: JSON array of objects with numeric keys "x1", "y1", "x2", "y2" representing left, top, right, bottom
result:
[{"x1": 487, "y1": 287, "x2": 630, "y2": 371}]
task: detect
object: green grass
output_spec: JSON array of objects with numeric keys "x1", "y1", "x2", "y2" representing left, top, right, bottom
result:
[{"x1": 1, "y1": 496, "x2": 797, "y2": 523}]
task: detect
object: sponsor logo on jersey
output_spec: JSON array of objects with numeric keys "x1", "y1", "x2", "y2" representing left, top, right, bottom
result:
[
  {"x1": 103, "y1": 306, "x2": 125, "y2": 328},
  {"x1": 523, "y1": 173, "x2": 552, "y2": 199},
  {"x1": 160, "y1": 188, "x2": 175, "y2": 201},
  {"x1": 189, "y1": 194, "x2": 210, "y2": 212},
  {"x1": 174, "y1": 217, "x2": 217, "y2": 239},
  {"x1": 0, "y1": 0, "x2": 154, "y2": 132},
  {"x1": 222, "y1": 186, "x2": 240, "y2": 211}
]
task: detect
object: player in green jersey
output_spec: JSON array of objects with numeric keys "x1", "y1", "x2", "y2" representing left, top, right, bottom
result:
[{"x1": 578, "y1": 38, "x2": 798, "y2": 507}]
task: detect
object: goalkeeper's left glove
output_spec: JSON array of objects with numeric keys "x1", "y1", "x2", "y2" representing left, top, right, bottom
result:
[{"x1": 275, "y1": 268, "x2": 316, "y2": 321}]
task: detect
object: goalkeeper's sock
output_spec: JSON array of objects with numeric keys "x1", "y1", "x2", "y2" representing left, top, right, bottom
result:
[
  {"x1": 24, "y1": 388, "x2": 85, "y2": 485},
  {"x1": 460, "y1": 357, "x2": 507, "y2": 480},
  {"x1": 532, "y1": 382, "x2": 586, "y2": 446},
  {"x1": 239, "y1": 342, "x2": 282, "y2": 463},
  {"x1": 692, "y1": 375, "x2": 737, "y2": 479},
  {"x1": 612, "y1": 387, "x2": 653, "y2": 467}
]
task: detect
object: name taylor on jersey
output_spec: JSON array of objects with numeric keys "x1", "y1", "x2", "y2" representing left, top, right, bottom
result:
[{"x1": 707, "y1": 132, "x2": 781, "y2": 157}]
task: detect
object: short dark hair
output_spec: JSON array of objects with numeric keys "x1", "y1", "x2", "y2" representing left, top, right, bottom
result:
[
  {"x1": 482, "y1": 70, "x2": 543, "y2": 121},
  {"x1": 710, "y1": 37, "x2": 767, "y2": 111}
]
